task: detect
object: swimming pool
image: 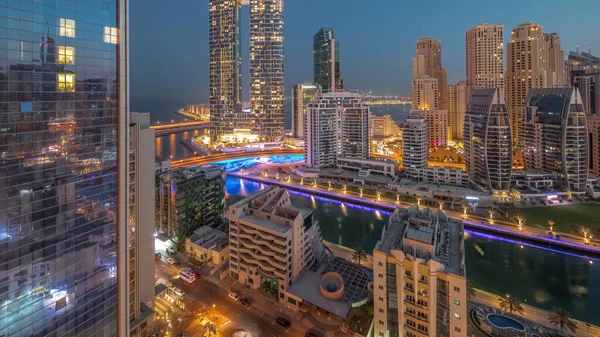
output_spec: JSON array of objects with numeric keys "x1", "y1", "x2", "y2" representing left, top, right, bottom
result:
[{"x1": 487, "y1": 314, "x2": 526, "y2": 331}]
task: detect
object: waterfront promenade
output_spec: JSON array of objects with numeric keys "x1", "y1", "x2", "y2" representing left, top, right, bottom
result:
[{"x1": 227, "y1": 171, "x2": 600, "y2": 256}]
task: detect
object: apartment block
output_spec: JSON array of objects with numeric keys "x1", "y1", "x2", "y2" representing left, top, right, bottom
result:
[
  {"x1": 373, "y1": 206, "x2": 467, "y2": 337},
  {"x1": 403, "y1": 114, "x2": 428, "y2": 179},
  {"x1": 466, "y1": 24, "x2": 504, "y2": 90},
  {"x1": 291, "y1": 83, "x2": 319, "y2": 139},
  {"x1": 412, "y1": 109, "x2": 448, "y2": 147},
  {"x1": 371, "y1": 114, "x2": 401, "y2": 138},
  {"x1": 227, "y1": 187, "x2": 324, "y2": 301},
  {"x1": 447, "y1": 81, "x2": 467, "y2": 141}
]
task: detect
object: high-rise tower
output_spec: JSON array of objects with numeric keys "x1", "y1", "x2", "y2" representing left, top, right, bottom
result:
[
  {"x1": 0, "y1": 1, "x2": 132, "y2": 336},
  {"x1": 466, "y1": 24, "x2": 504, "y2": 90},
  {"x1": 505, "y1": 22, "x2": 554, "y2": 147},
  {"x1": 414, "y1": 37, "x2": 448, "y2": 110},
  {"x1": 250, "y1": 0, "x2": 285, "y2": 139},
  {"x1": 209, "y1": 0, "x2": 242, "y2": 140},
  {"x1": 313, "y1": 27, "x2": 341, "y2": 93}
]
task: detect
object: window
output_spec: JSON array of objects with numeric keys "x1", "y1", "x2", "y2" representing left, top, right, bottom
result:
[
  {"x1": 59, "y1": 18, "x2": 75, "y2": 37},
  {"x1": 455, "y1": 327, "x2": 461, "y2": 333},
  {"x1": 378, "y1": 308, "x2": 384, "y2": 313},
  {"x1": 454, "y1": 313, "x2": 460, "y2": 319},
  {"x1": 378, "y1": 285, "x2": 384, "y2": 290},
  {"x1": 104, "y1": 26, "x2": 118, "y2": 44},
  {"x1": 454, "y1": 300, "x2": 460, "y2": 305},
  {"x1": 378, "y1": 262, "x2": 383, "y2": 267},
  {"x1": 58, "y1": 46, "x2": 75, "y2": 64},
  {"x1": 454, "y1": 286, "x2": 460, "y2": 292},
  {"x1": 378, "y1": 320, "x2": 384, "y2": 325},
  {"x1": 378, "y1": 273, "x2": 383, "y2": 278},
  {"x1": 57, "y1": 73, "x2": 75, "y2": 92}
]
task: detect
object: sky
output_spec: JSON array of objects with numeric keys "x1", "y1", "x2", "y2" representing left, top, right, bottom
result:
[{"x1": 130, "y1": 0, "x2": 600, "y2": 111}]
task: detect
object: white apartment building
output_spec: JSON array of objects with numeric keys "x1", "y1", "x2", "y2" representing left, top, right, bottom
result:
[
  {"x1": 403, "y1": 114, "x2": 428, "y2": 179},
  {"x1": 373, "y1": 206, "x2": 467, "y2": 337},
  {"x1": 227, "y1": 187, "x2": 324, "y2": 301},
  {"x1": 305, "y1": 91, "x2": 370, "y2": 169}
]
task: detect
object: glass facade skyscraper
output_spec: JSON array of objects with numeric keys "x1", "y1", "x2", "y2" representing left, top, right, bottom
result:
[
  {"x1": 209, "y1": 0, "x2": 242, "y2": 140},
  {"x1": 0, "y1": 0, "x2": 127, "y2": 336},
  {"x1": 313, "y1": 27, "x2": 340, "y2": 93},
  {"x1": 250, "y1": 0, "x2": 284, "y2": 140}
]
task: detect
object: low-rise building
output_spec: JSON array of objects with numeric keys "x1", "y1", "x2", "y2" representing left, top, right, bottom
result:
[
  {"x1": 227, "y1": 187, "x2": 324, "y2": 301},
  {"x1": 373, "y1": 206, "x2": 467, "y2": 337},
  {"x1": 414, "y1": 166, "x2": 469, "y2": 187},
  {"x1": 186, "y1": 226, "x2": 229, "y2": 265},
  {"x1": 371, "y1": 114, "x2": 401, "y2": 138},
  {"x1": 336, "y1": 157, "x2": 397, "y2": 177}
]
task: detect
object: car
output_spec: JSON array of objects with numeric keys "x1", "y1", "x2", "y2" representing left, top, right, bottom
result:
[
  {"x1": 166, "y1": 283, "x2": 175, "y2": 290},
  {"x1": 174, "y1": 288, "x2": 185, "y2": 297},
  {"x1": 167, "y1": 258, "x2": 176, "y2": 265},
  {"x1": 228, "y1": 292, "x2": 240, "y2": 301},
  {"x1": 239, "y1": 297, "x2": 251, "y2": 308},
  {"x1": 276, "y1": 317, "x2": 291, "y2": 330}
]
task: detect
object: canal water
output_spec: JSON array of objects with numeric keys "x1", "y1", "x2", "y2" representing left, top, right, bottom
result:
[{"x1": 224, "y1": 176, "x2": 600, "y2": 326}]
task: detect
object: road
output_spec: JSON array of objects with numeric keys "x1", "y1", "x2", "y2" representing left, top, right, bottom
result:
[{"x1": 155, "y1": 258, "x2": 304, "y2": 337}]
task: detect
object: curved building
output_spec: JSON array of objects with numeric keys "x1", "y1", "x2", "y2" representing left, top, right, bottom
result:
[
  {"x1": 464, "y1": 88, "x2": 513, "y2": 197},
  {"x1": 523, "y1": 87, "x2": 588, "y2": 194}
]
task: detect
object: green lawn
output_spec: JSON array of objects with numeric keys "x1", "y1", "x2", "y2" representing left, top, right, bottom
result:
[{"x1": 518, "y1": 204, "x2": 600, "y2": 235}]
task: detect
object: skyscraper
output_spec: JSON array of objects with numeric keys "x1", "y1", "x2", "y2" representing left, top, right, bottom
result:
[
  {"x1": 250, "y1": 0, "x2": 285, "y2": 139},
  {"x1": 209, "y1": 0, "x2": 242, "y2": 140},
  {"x1": 545, "y1": 33, "x2": 566, "y2": 86},
  {"x1": 411, "y1": 76, "x2": 439, "y2": 110},
  {"x1": 464, "y1": 88, "x2": 513, "y2": 196},
  {"x1": 466, "y1": 24, "x2": 504, "y2": 90},
  {"x1": 305, "y1": 91, "x2": 370, "y2": 169},
  {"x1": 0, "y1": 0, "x2": 129, "y2": 335},
  {"x1": 505, "y1": 22, "x2": 554, "y2": 147},
  {"x1": 291, "y1": 83, "x2": 319, "y2": 139},
  {"x1": 412, "y1": 108, "x2": 448, "y2": 147},
  {"x1": 573, "y1": 73, "x2": 600, "y2": 175},
  {"x1": 414, "y1": 37, "x2": 448, "y2": 110},
  {"x1": 402, "y1": 113, "x2": 428, "y2": 179},
  {"x1": 448, "y1": 81, "x2": 468, "y2": 140},
  {"x1": 523, "y1": 88, "x2": 588, "y2": 194},
  {"x1": 313, "y1": 27, "x2": 341, "y2": 93}
]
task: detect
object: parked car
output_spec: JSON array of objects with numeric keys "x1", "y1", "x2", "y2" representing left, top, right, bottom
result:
[
  {"x1": 239, "y1": 297, "x2": 251, "y2": 308},
  {"x1": 276, "y1": 317, "x2": 291, "y2": 330},
  {"x1": 167, "y1": 258, "x2": 176, "y2": 265},
  {"x1": 228, "y1": 292, "x2": 240, "y2": 301},
  {"x1": 174, "y1": 288, "x2": 185, "y2": 297}
]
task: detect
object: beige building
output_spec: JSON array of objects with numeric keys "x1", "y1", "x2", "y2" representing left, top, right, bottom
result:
[
  {"x1": 186, "y1": 226, "x2": 229, "y2": 266},
  {"x1": 466, "y1": 24, "x2": 504, "y2": 90},
  {"x1": 414, "y1": 37, "x2": 448, "y2": 110},
  {"x1": 371, "y1": 114, "x2": 401, "y2": 138},
  {"x1": 505, "y1": 22, "x2": 555, "y2": 146},
  {"x1": 412, "y1": 109, "x2": 448, "y2": 147},
  {"x1": 128, "y1": 112, "x2": 156, "y2": 336},
  {"x1": 412, "y1": 76, "x2": 439, "y2": 110},
  {"x1": 372, "y1": 206, "x2": 467, "y2": 337},
  {"x1": 227, "y1": 187, "x2": 324, "y2": 301},
  {"x1": 586, "y1": 114, "x2": 600, "y2": 175},
  {"x1": 545, "y1": 33, "x2": 566, "y2": 86},
  {"x1": 448, "y1": 81, "x2": 467, "y2": 141}
]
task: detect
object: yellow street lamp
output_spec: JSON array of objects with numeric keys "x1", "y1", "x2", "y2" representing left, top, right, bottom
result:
[
  {"x1": 359, "y1": 188, "x2": 363, "y2": 197},
  {"x1": 396, "y1": 194, "x2": 399, "y2": 204}
]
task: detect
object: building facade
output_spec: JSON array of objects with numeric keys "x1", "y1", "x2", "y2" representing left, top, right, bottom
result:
[
  {"x1": 0, "y1": 0, "x2": 130, "y2": 335},
  {"x1": 371, "y1": 114, "x2": 401, "y2": 138},
  {"x1": 373, "y1": 206, "x2": 467, "y2": 337},
  {"x1": 128, "y1": 113, "x2": 156, "y2": 336},
  {"x1": 448, "y1": 81, "x2": 467, "y2": 141},
  {"x1": 505, "y1": 22, "x2": 554, "y2": 147},
  {"x1": 403, "y1": 114, "x2": 429, "y2": 179},
  {"x1": 414, "y1": 37, "x2": 448, "y2": 110},
  {"x1": 156, "y1": 166, "x2": 225, "y2": 250},
  {"x1": 523, "y1": 88, "x2": 588, "y2": 194},
  {"x1": 573, "y1": 73, "x2": 600, "y2": 115},
  {"x1": 228, "y1": 187, "x2": 324, "y2": 300},
  {"x1": 209, "y1": 0, "x2": 242, "y2": 140},
  {"x1": 587, "y1": 114, "x2": 600, "y2": 175},
  {"x1": 291, "y1": 83, "x2": 319, "y2": 139},
  {"x1": 250, "y1": 0, "x2": 285, "y2": 139},
  {"x1": 313, "y1": 27, "x2": 341, "y2": 93},
  {"x1": 412, "y1": 109, "x2": 448, "y2": 148},
  {"x1": 466, "y1": 24, "x2": 505, "y2": 90},
  {"x1": 545, "y1": 33, "x2": 566, "y2": 86},
  {"x1": 411, "y1": 76, "x2": 439, "y2": 111},
  {"x1": 305, "y1": 91, "x2": 370, "y2": 169},
  {"x1": 464, "y1": 88, "x2": 513, "y2": 196},
  {"x1": 568, "y1": 50, "x2": 600, "y2": 74}
]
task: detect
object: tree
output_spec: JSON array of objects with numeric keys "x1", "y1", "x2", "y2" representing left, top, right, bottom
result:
[
  {"x1": 498, "y1": 294, "x2": 525, "y2": 315},
  {"x1": 514, "y1": 215, "x2": 526, "y2": 227},
  {"x1": 548, "y1": 307, "x2": 578, "y2": 334},
  {"x1": 580, "y1": 227, "x2": 592, "y2": 239},
  {"x1": 352, "y1": 247, "x2": 368, "y2": 266}
]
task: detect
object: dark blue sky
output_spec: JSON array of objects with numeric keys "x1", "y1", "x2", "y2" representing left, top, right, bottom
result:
[{"x1": 130, "y1": 0, "x2": 599, "y2": 109}]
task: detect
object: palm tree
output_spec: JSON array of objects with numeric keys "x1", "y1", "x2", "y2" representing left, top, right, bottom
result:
[
  {"x1": 352, "y1": 247, "x2": 368, "y2": 266},
  {"x1": 514, "y1": 215, "x2": 526, "y2": 227},
  {"x1": 580, "y1": 227, "x2": 592, "y2": 239},
  {"x1": 548, "y1": 307, "x2": 578, "y2": 335},
  {"x1": 498, "y1": 294, "x2": 525, "y2": 315},
  {"x1": 548, "y1": 220, "x2": 556, "y2": 232}
]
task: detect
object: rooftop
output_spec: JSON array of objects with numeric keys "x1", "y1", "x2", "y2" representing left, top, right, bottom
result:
[
  {"x1": 188, "y1": 226, "x2": 228, "y2": 251},
  {"x1": 394, "y1": 177, "x2": 488, "y2": 197},
  {"x1": 287, "y1": 257, "x2": 372, "y2": 319},
  {"x1": 320, "y1": 168, "x2": 393, "y2": 184},
  {"x1": 376, "y1": 205, "x2": 465, "y2": 276},
  {"x1": 169, "y1": 165, "x2": 222, "y2": 182}
]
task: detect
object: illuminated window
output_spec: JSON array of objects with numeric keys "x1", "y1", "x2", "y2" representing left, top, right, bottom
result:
[
  {"x1": 57, "y1": 73, "x2": 75, "y2": 92},
  {"x1": 57, "y1": 46, "x2": 75, "y2": 64},
  {"x1": 59, "y1": 18, "x2": 75, "y2": 38},
  {"x1": 104, "y1": 27, "x2": 118, "y2": 44}
]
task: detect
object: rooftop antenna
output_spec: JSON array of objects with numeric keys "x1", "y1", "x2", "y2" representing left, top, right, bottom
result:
[{"x1": 577, "y1": 45, "x2": 579, "y2": 53}]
